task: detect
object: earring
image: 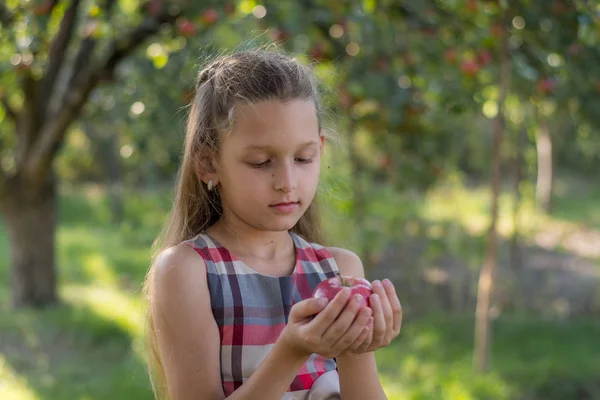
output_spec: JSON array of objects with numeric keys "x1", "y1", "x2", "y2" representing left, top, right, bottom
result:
[{"x1": 207, "y1": 180, "x2": 214, "y2": 191}]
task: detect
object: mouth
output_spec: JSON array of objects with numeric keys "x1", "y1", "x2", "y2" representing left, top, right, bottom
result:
[{"x1": 269, "y1": 201, "x2": 300, "y2": 213}]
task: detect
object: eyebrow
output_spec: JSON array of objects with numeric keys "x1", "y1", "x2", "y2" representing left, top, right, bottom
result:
[{"x1": 245, "y1": 140, "x2": 320, "y2": 151}]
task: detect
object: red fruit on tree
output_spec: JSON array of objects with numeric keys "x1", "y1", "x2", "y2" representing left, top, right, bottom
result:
[
  {"x1": 177, "y1": 18, "x2": 196, "y2": 38},
  {"x1": 536, "y1": 78, "x2": 556, "y2": 94},
  {"x1": 271, "y1": 28, "x2": 290, "y2": 42},
  {"x1": 201, "y1": 8, "x2": 219, "y2": 25},
  {"x1": 466, "y1": 0, "x2": 478, "y2": 13},
  {"x1": 476, "y1": 50, "x2": 492, "y2": 66},
  {"x1": 461, "y1": 60, "x2": 480, "y2": 76},
  {"x1": 308, "y1": 44, "x2": 326, "y2": 62},
  {"x1": 552, "y1": 1, "x2": 567, "y2": 15},
  {"x1": 224, "y1": 3, "x2": 236, "y2": 16},
  {"x1": 444, "y1": 48, "x2": 457, "y2": 64},
  {"x1": 147, "y1": 0, "x2": 162, "y2": 17},
  {"x1": 33, "y1": 0, "x2": 53, "y2": 16},
  {"x1": 490, "y1": 23, "x2": 502, "y2": 38},
  {"x1": 312, "y1": 275, "x2": 373, "y2": 308}
]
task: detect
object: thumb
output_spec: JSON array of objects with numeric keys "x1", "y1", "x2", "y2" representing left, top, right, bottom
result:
[{"x1": 289, "y1": 297, "x2": 329, "y2": 323}]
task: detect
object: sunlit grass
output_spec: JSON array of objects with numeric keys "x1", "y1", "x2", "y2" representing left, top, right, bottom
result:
[
  {"x1": 62, "y1": 284, "x2": 146, "y2": 341},
  {"x1": 0, "y1": 355, "x2": 40, "y2": 400},
  {"x1": 421, "y1": 176, "x2": 542, "y2": 238}
]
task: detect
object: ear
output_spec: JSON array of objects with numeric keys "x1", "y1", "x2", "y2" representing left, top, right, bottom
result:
[
  {"x1": 319, "y1": 134, "x2": 326, "y2": 154},
  {"x1": 194, "y1": 154, "x2": 219, "y2": 186}
]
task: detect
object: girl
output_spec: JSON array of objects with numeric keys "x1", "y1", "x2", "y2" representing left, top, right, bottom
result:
[{"x1": 144, "y1": 49, "x2": 402, "y2": 400}]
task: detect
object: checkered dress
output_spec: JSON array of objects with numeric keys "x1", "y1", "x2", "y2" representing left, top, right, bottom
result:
[{"x1": 185, "y1": 232, "x2": 340, "y2": 399}]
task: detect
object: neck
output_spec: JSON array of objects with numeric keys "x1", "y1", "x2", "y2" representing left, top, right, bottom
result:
[{"x1": 207, "y1": 217, "x2": 293, "y2": 261}]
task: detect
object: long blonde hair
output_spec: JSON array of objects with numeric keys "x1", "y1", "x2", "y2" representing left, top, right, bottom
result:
[{"x1": 143, "y1": 49, "x2": 327, "y2": 399}]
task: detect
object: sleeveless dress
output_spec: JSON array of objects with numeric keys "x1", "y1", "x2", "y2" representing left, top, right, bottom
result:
[{"x1": 184, "y1": 231, "x2": 342, "y2": 400}]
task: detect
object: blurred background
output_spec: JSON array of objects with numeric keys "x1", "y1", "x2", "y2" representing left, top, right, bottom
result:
[{"x1": 1, "y1": 0, "x2": 599, "y2": 399}]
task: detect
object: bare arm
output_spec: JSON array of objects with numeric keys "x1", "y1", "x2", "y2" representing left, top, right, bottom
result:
[{"x1": 329, "y1": 247, "x2": 388, "y2": 400}]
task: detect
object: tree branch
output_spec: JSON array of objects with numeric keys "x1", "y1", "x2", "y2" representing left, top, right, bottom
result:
[
  {"x1": 40, "y1": 0, "x2": 82, "y2": 114},
  {"x1": 24, "y1": 11, "x2": 178, "y2": 184},
  {"x1": 14, "y1": 71, "x2": 39, "y2": 169}
]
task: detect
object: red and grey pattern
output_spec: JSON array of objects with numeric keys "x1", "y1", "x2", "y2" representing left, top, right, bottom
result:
[{"x1": 185, "y1": 232, "x2": 340, "y2": 398}]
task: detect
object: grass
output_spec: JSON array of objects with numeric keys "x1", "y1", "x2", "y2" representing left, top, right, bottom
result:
[{"x1": 1, "y1": 177, "x2": 599, "y2": 399}]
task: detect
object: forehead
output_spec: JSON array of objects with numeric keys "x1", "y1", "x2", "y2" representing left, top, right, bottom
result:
[{"x1": 227, "y1": 99, "x2": 319, "y2": 149}]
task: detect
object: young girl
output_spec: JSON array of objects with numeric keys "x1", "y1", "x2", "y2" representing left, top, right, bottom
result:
[{"x1": 144, "y1": 49, "x2": 402, "y2": 400}]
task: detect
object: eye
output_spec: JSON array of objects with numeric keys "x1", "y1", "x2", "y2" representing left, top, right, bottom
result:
[
  {"x1": 295, "y1": 157, "x2": 314, "y2": 164},
  {"x1": 249, "y1": 160, "x2": 271, "y2": 168}
]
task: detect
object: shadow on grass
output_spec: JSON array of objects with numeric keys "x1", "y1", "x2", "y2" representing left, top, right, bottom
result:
[
  {"x1": 375, "y1": 314, "x2": 600, "y2": 400},
  {"x1": 0, "y1": 295, "x2": 153, "y2": 400}
]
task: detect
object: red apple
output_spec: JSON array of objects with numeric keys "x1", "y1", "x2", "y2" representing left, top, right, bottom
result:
[
  {"x1": 312, "y1": 275, "x2": 373, "y2": 308},
  {"x1": 201, "y1": 8, "x2": 219, "y2": 25},
  {"x1": 224, "y1": 3, "x2": 236, "y2": 16},
  {"x1": 476, "y1": 50, "x2": 492, "y2": 66},
  {"x1": 490, "y1": 23, "x2": 502, "y2": 38},
  {"x1": 461, "y1": 59, "x2": 480, "y2": 76},
  {"x1": 536, "y1": 78, "x2": 556, "y2": 95},
  {"x1": 33, "y1": 0, "x2": 53, "y2": 16},
  {"x1": 444, "y1": 48, "x2": 457, "y2": 64},
  {"x1": 147, "y1": 0, "x2": 162, "y2": 18},
  {"x1": 177, "y1": 18, "x2": 196, "y2": 38},
  {"x1": 466, "y1": 0, "x2": 478, "y2": 13}
]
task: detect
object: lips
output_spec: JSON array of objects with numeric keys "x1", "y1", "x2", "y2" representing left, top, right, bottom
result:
[{"x1": 269, "y1": 201, "x2": 300, "y2": 213}]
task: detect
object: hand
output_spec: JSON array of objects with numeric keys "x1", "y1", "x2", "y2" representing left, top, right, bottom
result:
[
  {"x1": 352, "y1": 279, "x2": 402, "y2": 354},
  {"x1": 280, "y1": 288, "x2": 373, "y2": 359}
]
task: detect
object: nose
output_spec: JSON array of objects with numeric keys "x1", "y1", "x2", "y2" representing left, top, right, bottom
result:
[{"x1": 273, "y1": 161, "x2": 297, "y2": 193}]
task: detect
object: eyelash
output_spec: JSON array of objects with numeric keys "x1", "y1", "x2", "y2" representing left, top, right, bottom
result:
[{"x1": 249, "y1": 158, "x2": 313, "y2": 168}]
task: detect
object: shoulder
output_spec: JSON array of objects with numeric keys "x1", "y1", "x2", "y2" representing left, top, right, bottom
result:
[
  {"x1": 327, "y1": 247, "x2": 365, "y2": 279},
  {"x1": 150, "y1": 242, "x2": 208, "y2": 303}
]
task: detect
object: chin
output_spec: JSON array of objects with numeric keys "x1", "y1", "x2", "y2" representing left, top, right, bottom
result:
[{"x1": 255, "y1": 215, "x2": 302, "y2": 232}]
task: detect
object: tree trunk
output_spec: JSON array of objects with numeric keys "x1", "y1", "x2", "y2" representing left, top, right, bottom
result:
[
  {"x1": 535, "y1": 114, "x2": 553, "y2": 213},
  {"x1": 1, "y1": 173, "x2": 58, "y2": 308},
  {"x1": 473, "y1": 14, "x2": 511, "y2": 374}
]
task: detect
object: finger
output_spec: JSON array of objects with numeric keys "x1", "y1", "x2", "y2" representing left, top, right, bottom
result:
[
  {"x1": 309, "y1": 288, "x2": 352, "y2": 336},
  {"x1": 383, "y1": 279, "x2": 403, "y2": 334},
  {"x1": 331, "y1": 305, "x2": 372, "y2": 354},
  {"x1": 322, "y1": 293, "x2": 365, "y2": 345},
  {"x1": 288, "y1": 297, "x2": 329, "y2": 323},
  {"x1": 372, "y1": 280, "x2": 393, "y2": 330},
  {"x1": 350, "y1": 316, "x2": 373, "y2": 352},
  {"x1": 356, "y1": 318, "x2": 374, "y2": 353},
  {"x1": 370, "y1": 293, "x2": 386, "y2": 345}
]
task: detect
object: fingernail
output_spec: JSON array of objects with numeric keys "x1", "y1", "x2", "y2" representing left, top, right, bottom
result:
[
  {"x1": 372, "y1": 280, "x2": 381, "y2": 289},
  {"x1": 383, "y1": 279, "x2": 392, "y2": 287},
  {"x1": 342, "y1": 288, "x2": 351, "y2": 297},
  {"x1": 353, "y1": 294, "x2": 363, "y2": 303},
  {"x1": 318, "y1": 297, "x2": 329, "y2": 307}
]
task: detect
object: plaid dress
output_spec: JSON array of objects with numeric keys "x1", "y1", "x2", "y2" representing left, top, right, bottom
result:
[{"x1": 185, "y1": 232, "x2": 341, "y2": 399}]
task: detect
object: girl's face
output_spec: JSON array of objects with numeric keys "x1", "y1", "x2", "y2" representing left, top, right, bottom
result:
[{"x1": 212, "y1": 99, "x2": 324, "y2": 234}]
